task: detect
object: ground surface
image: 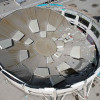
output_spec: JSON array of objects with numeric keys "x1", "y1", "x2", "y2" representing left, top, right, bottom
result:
[
  {"x1": 58, "y1": 0, "x2": 100, "y2": 16},
  {"x1": 0, "y1": 72, "x2": 100, "y2": 100}
]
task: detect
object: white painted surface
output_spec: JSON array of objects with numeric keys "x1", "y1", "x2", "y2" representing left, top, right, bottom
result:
[
  {"x1": 47, "y1": 56, "x2": 54, "y2": 63},
  {"x1": 12, "y1": 31, "x2": 24, "y2": 41},
  {"x1": 71, "y1": 81, "x2": 84, "y2": 88},
  {"x1": 56, "y1": 40, "x2": 64, "y2": 48},
  {"x1": 62, "y1": 33, "x2": 68, "y2": 39},
  {"x1": 54, "y1": 51, "x2": 62, "y2": 58},
  {"x1": 34, "y1": 67, "x2": 50, "y2": 78},
  {"x1": 70, "y1": 46, "x2": 81, "y2": 59},
  {"x1": 24, "y1": 38, "x2": 33, "y2": 45},
  {"x1": 0, "y1": 39, "x2": 12, "y2": 49},
  {"x1": 47, "y1": 23, "x2": 56, "y2": 32},
  {"x1": 19, "y1": 50, "x2": 28, "y2": 62},
  {"x1": 57, "y1": 47, "x2": 64, "y2": 51},
  {"x1": 40, "y1": 31, "x2": 46, "y2": 38},
  {"x1": 56, "y1": 62, "x2": 71, "y2": 72},
  {"x1": 29, "y1": 19, "x2": 39, "y2": 33},
  {"x1": 52, "y1": 37, "x2": 58, "y2": 41}
]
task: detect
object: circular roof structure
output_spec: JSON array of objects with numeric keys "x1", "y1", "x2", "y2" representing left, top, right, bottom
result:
[
  {"x1": 34, "y1": 38, "x2": 57, "y2": 56},
  {"x1": 0, "y1": 6, "x2": 99, "y2": 93}
]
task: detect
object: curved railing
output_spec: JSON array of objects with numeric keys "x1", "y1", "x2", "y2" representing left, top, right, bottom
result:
[{"x1": 61, "y1": 7, "x2": 100, "y2": 52}]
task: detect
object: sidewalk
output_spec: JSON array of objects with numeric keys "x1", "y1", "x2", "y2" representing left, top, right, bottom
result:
[{"x1": 0, "y1": 0, "x2": 48, "y2": 18}]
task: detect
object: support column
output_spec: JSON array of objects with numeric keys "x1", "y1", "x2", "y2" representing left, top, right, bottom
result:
[
  {"x1": 52, "y1": 90, "x2": 57, "y2": 100},
  {"x1": 83, "y1": 81, "x2": 87, "y2": 99}
]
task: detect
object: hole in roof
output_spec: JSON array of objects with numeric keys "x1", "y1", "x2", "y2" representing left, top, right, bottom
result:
[
  {"x1": 92, "y1": 4, "x2": 99, "y2": 8},
  {"x1": 80, "y1": 0, "x2": 87, "y2": 1},
  {"x1": 82, "y1": 9, "x2": 88, "y2": 12},
  {"x1": 68, "y1": 4, "x2": 77, "y2": 7}
]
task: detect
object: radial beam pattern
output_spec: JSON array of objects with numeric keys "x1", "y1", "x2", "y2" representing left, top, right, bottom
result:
[{"x1": 0, "y1": 7, "x2": 96, "y2": 88}]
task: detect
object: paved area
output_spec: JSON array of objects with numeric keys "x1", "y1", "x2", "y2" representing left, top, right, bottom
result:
[
  {"x1": 0, "y1": 72, "x2": 100, "y2": 100},
  {"x1": 58, "y1": 0, "x2": 100, "y2": 17},
  {"x1": 0, "y1": 0, "x2": 100, "y2": 17},
  {"x1": 0, "y1": 0, "x2": 48, "y2": 18},
  {"x1": 0, "y1": 72, "x2": 45, "y2": 100}
]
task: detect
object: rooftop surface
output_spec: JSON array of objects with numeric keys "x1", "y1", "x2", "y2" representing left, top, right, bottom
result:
[{"x1": 0, "y1": 6, "x2": 96, "y2": 88}]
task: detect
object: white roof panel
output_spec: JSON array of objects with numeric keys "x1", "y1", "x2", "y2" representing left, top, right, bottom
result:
[
  {"x1": 0, "y1": 39, "x2": 12, "y2": 49},
  {"x1": 24, "y1": 38, "x2": 33, "y2": 45},
  {"x1": 34, "y1": 67, "x2": 49, "y2": 78},
  {"x1": 47, "y1": 23, "x2": 56, "y2": 32},
  {"x1": 29, "y1": 19, "x2": 39, "y2": 33},
  {"x1": 19, "y1": 50, "x2": 29, "y2": 62},
  {"x1": 12, "y1": 31, "x2": 24, "y2": 41},
  {"x1": 70, "y1": 46, "x2": 81, "y2": 59}
]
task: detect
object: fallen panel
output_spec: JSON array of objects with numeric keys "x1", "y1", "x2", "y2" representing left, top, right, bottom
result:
[
  {"x1": 47, "y1": 56, "x2": 54, "y2": 63},
  {"x1": 70, "y1": 46, "x2": 81, "y2": 59},
  {"x1": 19, "y1": 50, "x2": 29, "y2": 62},
  {"x1": 40, "y1": 31, "x2": 46, "y2": 38},
  {"x1": 12, "y1": 31, "x2": 24, "y2": 41},
  {"x1": 56, "y1": 62, "x2": 71, "y2": 72},
  {"x1": 57, "y1": 47, "x2": 64, "y2": 52},
  {"x1": 34, "y1": 67, "x2": 50, "y2": 78},
  {"x1": 0, "y1": 39, "x2": 13, "y2": 49},
  {"x1": 24, "y1": 38, "x2": 33, "y2": 45},
  {"x1": 47, "y1": 23, "x2": 56, "y2": 32},
  {"x1": 50, "y1": 75, "x2": 65, "y2": 86},
  {"x1": 29, "y1": 19, "x2": 39, "y2": 33},
  {"x1": 62, "y1": 33, "x2": 68, "y2": 39},
  {"x1": 56, "y1": 40, "x2": 64, "y2": 48},
  {"x1": 54, "y1": 51, "x2": 62, "y2": 58},
  {"x1": 52, "y1": 37, "x2": 58, "y2": 41}
]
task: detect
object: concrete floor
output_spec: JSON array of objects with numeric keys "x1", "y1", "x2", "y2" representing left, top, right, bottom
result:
[
  {"x1": 0, "y1": 6, "x2": 95, "y2": 87},
  {"x1": 20, "y1": 29, "x2": 94, "y2": 76}
]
